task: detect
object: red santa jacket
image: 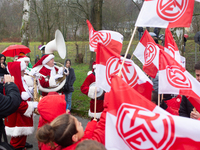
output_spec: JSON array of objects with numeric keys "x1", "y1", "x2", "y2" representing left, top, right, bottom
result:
[
  {"x1": 37, "y1": 92, "x2": 66, "y2": 150},
  {"x1": 4, "y1": 97, "x2": 34, "y2": 137},
  {"x1": 39, "y1": 66, "x2": 58, "y2": 96},
  {"x1": 80, "y1": 73, "x2": 104, "y2": 118}
]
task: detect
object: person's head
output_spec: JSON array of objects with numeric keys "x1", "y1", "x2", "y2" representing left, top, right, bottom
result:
[
  {"x1": 36, "y1": 114, "x2": 84, "y2": 148},
  {"x1": 75, "y1": 140, "x2": 106, "y2": 150},
  {"x1": 194, "y1": 61, "x2": 200, "y2": 82},
  {"x1": 46, "y1": 58, "x2": 54, "y2": 67},
  {"x1": 0, "y1": 54, "x2": 6, "y2": 64},
  {"x1": 65, "y1": 59, "x2": 71, "y2": 68},
  {"x1": 36, "y1": 55, "x2": 39, "y2": 58},
  {"x1": 13, "y1": 55, "x2": 18, "y2": 62},
  {"x1": 17, "y1": 56, "x2": 30, "y2": 67}
]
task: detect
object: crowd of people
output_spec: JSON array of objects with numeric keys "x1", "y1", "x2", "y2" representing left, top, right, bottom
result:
[{"x1": 0, "y1": 40, "x2": 200, "y2": 150}]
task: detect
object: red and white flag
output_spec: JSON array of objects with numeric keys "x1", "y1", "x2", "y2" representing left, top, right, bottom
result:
[
  {"x1": 164, "y1": 28, "x2": 181, "y2": 64},
  {"x1": 96, "y1": 43, "x2": 153, "y2": 100},
  {"x1": 135, "y1": 0, "x2": 194, "y2": 28},
  {"x1": 159, "y1": 49, "x2": 200, "y2": 112},
  {"x1": 105, "y1": 75, "x2": 200, "y2": 150},
  {"x1": 133, "y1": 30, "x2": 159, "y2": 78},
  {"x1": 86, "y1": 20, "x2": 123, "y2": 54}
]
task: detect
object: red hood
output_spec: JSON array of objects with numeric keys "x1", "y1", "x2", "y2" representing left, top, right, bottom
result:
[{"x1": 38, "y1": 93, "x2": 66, "y2": 124}]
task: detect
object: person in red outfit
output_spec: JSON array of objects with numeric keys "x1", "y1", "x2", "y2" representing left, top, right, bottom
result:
[
  {"x1": 36, "y1": 102, "x2": 107, "y2": 150},
  {"x1": 32, "y1": 54, "x2": 63, "y2": 96},
  {"x1": 4, "y1": 61, "x2": 38, "y2": 150},
  {"x1": 81, "y1": 61, "x2": 104, "y2": 119},
  {"x1": 37, "y1": 92, "x2": 66, "y2": 150}
]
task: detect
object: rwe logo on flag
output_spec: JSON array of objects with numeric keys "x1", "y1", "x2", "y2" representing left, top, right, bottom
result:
[
  {"x1": 135, "y1": 0, "x2": 194, "y2": 28},
  {"x1": 134, "y1": 30, "x2": 159, "y2": 78},
  {"x1": 105, "y1": 75, "x2": 200, "y2": 150},
  {"x1": 86, "y1": 20, "x2": 123, "y2": 54},
  {"x1": 96, "y1": 43, "x2": 153, "y2": 100},
  {"x1": 159, "y1": 49, "x2": 200, "y2": 112}
]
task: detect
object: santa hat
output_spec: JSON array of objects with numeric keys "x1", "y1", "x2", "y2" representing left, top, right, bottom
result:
[
  {"x1": 33, "y1": 54, "x2": 54, "y2": 68},
  {"x1": 17, "y1": 55, "x2": 30, "y2": 63},
  {"x1": 7, "y1": 61, "x2": 26, "y2": 94}
]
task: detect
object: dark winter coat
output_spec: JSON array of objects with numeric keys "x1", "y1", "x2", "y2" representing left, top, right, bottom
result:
[{"x1": 179, "y1": 96, "x2": 194, "y2": 118}]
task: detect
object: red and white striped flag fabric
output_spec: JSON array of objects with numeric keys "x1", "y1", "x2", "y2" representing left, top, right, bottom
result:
[
  {"x1": 105, "y1": 75, "x2": 200, "y2": 150},
  {"x1": 164, "y1": 28, "x2": 181, "y2": 65},
  {"x1": 159, "y1": 49, "x2": 200, "y2": 112},
  {"x1": 133, "y1": 30, "x2": 159, "y2": 78},
  {"x1": 86, "y1": 20, "x2": 123, "y2": 54},
  {"x1": 96, "y1": 43, "x2": 153, "y2": 100},
  {"x1": 135, "y1": 0, "x2": 194, "y2": 28}
]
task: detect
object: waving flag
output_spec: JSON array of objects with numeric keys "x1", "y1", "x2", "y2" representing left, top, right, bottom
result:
[
  {"x1": 105, "y1": 75, "x2": 200, "y2": 150},
  {"x1": 133, "y1": 30, "x2": 159, "y2": 78},
  {"x1": 164, "y1": 28, "x2": 181, "y2": 64},
  {"x1": 135, "y1": 0, "x2": 194, "y2": 28},
  {"x1": 159, "y1": 49, "x2": 200, "y2": 112},
  {"x1": 96, "y1": 43, "x2": 153, "y2": 100},
  {"x1": 86, "y1": 20, "x2": 123, "y2": 54}
]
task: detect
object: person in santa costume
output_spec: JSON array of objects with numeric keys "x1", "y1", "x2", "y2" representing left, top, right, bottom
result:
[
  {"x1": 32, "y1": 54, "x2": 63, "y2": 97},
  {"x1": 4, "y1": 61, "x2": 38, "y2": 150},
  {"x1": 17, "y1": 55, "x2": 32, "y2": 74},
  {"x1": 81, "y1": 61, "x2": 104, "y2": 120}
]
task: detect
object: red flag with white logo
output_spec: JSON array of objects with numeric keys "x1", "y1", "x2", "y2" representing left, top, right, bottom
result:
[
  {"x1": 105, "y1": 75, "x2": 200, "y2": 150},
  {"x1": 86, "y1": 20, "x2": 123, "y2": 54},
  {"x1": 133, "y1": 30, "x2": 159, "y2": 78},
  {"x1": 135, "y1": 0, "x2": 194, "y2": 28},
  {"x1": 96, "y1": 43, "x2": 153, "y2": 100},
  {"x1": 164, "y1": 28, "x2": 182, "y2": 65},
  {"x1": 159, "y1": 49, "x2": 200, "y2": 112}
]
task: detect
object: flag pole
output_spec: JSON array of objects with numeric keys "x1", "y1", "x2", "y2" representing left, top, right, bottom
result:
[
  {"x1": 118, "y1": 26, "x2": 137, "y2": 77},
  {"x1": 94, "y1": 87, "x2": 97, "y2": 120}
]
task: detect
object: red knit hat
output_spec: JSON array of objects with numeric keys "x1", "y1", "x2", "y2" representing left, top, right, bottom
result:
[{"x1": 33, "y1": 54, "x2": 54, "y2": 68}]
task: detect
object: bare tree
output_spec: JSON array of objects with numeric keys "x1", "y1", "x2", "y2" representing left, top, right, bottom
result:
[{"x1": 21, "y1": 0, "x2": 31, "y2": 49}]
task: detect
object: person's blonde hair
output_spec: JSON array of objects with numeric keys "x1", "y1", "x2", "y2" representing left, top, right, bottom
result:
[{"x1": 36, "y1": 114, "x2": 78, "y2": 147}]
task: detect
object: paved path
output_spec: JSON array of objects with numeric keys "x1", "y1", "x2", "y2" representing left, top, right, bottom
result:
[{"x1": 7, "y1": 113, "x2": 90, "y2": 150}]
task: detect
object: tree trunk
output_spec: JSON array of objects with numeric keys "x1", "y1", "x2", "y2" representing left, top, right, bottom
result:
[
  {"x1": 21, "y1": 0, "x2": 31, "y2": 57},
  {"x1": 89, "y1": 0, "x2": 103, "y2": 69}
]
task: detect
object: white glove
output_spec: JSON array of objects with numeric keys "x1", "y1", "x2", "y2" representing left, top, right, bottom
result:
[
  {"x1": 29, "y1": 68, "x2": 37, "y2": 76},
  {"x1": 64, "y1": 68, "x2": 69, "y2": 76},
  {"x1": 58, "y1": 67, "x2": 64, "y2": 75},
  {"x1": 32, "y1": 101, "x2": 38, "y2": 109},
  {"x1": 96, "y1": 87, "x2": 100, "y2": 92},
  {"x1": 28, "y1": 87, "x2": 34, "y2": 94}
]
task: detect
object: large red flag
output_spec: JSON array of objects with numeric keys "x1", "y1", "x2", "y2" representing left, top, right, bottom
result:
[
  {"x1": 159, "y1": 49, "x2": 200, "y2": 112},
  {"x1": 86, "y1": 20, "x2": 123, "y2": 54},
  {"x1": 105, "y1": 75, "x2": 200, "y2": 150},
  {"x1": 96, "y1": 43, "x2": 153, "y2": 100},
  {"x1": 135, "y1": 0, "x2": 194, "y2": 28},
  {"x1": 134, "y1": 30, "x2": 159, "y2": 78}
]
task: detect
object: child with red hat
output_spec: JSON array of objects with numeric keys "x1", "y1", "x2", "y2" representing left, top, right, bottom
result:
[{"x1": 4, "y1": 61, "x2": 38, "y2": 150}]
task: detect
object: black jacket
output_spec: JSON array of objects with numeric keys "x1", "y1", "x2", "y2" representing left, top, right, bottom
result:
[
  {"x1": 63, "y1": 67, "x2": 76, "y2": 93},
  {"x1": 179, "y1": 96, "x2": 194, "y2": 118}
]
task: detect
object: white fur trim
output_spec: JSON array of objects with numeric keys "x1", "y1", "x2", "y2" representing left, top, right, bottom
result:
[
  {"x1": 5, "y1": 126, "x2": 34, "y2": 137},
  {"x1": 20, "y1": 60, "x2": 27, "y2": 71},
  {"x1": 49, "y1": 76, "x2": 57, "y2": 87},
  {"x1": 17, "y1": 57, "x2": 30, "y2": 62},
  {"x1": 42, "y1": 54, "x2": 54, "y2": 65},
  {"x1": 93, "y1": 64, "x2": 96, "y2": 69},
  {"x1": 87, "y1": 71, "x2": 92, "y2": 76},
  {"x1": 88, "y1": 86, "x2": 95, "y2": 99},
  {"x1": 21, "y1": 92, "x2": 30, "y2": 100},
  {"x1": 24, "y1": 101, "x2": 34, "y2": 117},
  {"x1": 88, "y1": 109, "x2": 101, "y2": 119}
]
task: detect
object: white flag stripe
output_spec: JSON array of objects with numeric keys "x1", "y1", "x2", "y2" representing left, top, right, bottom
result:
[{"x1": 133, "y1": 42, "x2": 145, "y2": 64}]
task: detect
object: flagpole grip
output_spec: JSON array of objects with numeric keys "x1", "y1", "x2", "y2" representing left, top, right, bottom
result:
[
  {"x1": 94, "y1": 87, "x2": 97, "y2": 120},
  {"x1": 118, "y1": 26, "x2": 137, "y2": 77}
]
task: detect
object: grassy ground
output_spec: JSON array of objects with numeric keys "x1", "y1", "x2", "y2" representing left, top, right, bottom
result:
[{"x1": 0, "y1": 39, "x2": 199, "y2": 117}]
